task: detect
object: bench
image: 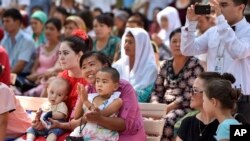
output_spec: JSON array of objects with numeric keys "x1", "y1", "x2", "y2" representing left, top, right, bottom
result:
[{"x1": 139, "y1": 103, "x2": 166, "y2": 141}]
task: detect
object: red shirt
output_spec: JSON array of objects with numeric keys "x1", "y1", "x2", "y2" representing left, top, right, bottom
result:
[
  {"x1": 0, "y1": 47, "x2": 11, "y2": 85},
  {"x1": 58, "y1": 70, "x2": 88, "y2": 118}
]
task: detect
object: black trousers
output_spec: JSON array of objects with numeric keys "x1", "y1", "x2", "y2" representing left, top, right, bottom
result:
[{"x1": 237, "y1": 95, "x2": 250, "y2": 124}]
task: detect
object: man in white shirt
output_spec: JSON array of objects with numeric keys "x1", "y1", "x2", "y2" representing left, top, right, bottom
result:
[{"x1": 181, "y1": 0, "x2": 250, "y2": 123}]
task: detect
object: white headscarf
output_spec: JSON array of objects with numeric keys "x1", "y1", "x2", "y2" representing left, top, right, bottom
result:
[
  {"x1": 157, "y1": 6, "x2": 181, "y2": 46},
  {"x1": 113, "y1": 27, "x2": 158, "y2": 90}
]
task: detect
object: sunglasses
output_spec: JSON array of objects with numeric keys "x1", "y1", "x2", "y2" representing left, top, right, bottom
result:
[{"x1": 191, "y1": 88, "x2": 203, "y2": 96}]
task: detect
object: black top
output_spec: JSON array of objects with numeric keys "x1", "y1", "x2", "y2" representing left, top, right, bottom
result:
[{"x1": 177, "y1": 115, "x2": 219, "y2": 141}]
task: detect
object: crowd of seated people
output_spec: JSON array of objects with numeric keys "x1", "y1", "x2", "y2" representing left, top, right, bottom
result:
[{"x1": 0, "y1": 0, "x2": 250, "y2": 141}]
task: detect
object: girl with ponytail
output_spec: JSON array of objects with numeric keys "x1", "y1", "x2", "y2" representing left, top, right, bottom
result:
[{"x1": 203, "y1": 78, "x2": 241, "y2": 141}]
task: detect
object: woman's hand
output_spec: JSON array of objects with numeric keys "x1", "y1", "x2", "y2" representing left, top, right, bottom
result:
[
  {"x1": 85, "y1": 107, "x2": 102, "y2": 123},
  {"x1": 48, "y1": 118, "x2": 61, "y2": 129},
  {"x1": 187, "y1": 4, "x2": 200, "y2": 21},
  {"x1": 77, "y1": 83, "x2": 88, "y2": 103}
]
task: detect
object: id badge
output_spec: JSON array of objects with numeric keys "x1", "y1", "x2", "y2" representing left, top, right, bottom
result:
[{"x1": 214, "y1": 57, "x2": 224, "y2": 74}]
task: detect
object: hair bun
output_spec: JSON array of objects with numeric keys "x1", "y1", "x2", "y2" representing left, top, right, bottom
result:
[
  {"x1": 71, "y1": 29, "x2": 88, "y2": 41},
  {"x1": 222, "y1": 73, "x2": 236, "y2": 84},
  {"x1": 230, "y1": 88, "x2": 242, "y2": 102}
]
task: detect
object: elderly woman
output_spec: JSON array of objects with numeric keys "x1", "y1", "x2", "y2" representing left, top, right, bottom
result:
[
  {"x1": 113, "y1": 27, "x2": 158, "y2": 102},
  {"x1": 150, "y1": 28, "x2": 204, "y2": 141}
]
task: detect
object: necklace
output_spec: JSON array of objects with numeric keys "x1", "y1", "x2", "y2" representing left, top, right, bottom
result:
[{"x1": 198, "y1": 120, "x2": 209, "y2": 137}]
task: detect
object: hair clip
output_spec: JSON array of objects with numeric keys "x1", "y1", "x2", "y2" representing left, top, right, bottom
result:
[{"x1": 71, "y1": 29, "x2": 88, "y2": 41}]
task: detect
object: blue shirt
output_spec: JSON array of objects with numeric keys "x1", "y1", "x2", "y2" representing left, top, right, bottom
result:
[
  {"x1": 215, "y1": 118, "x2": 240, "y2": 140},
  {"x1": 1, "y1": 30, "x2": 36, "y2": 73}
]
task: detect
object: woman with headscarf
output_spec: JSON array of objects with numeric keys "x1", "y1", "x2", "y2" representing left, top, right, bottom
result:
[
  {"x1": 152, "y1": 6, "x2": 181, "y2": 60},
  {"x1": 30, "y1": 10, "x2": 48, "y2": 48},
  {"x1": 113, "y1": 27, "x2": 158, "y2": 102}
]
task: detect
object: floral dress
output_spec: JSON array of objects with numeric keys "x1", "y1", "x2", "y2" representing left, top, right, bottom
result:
[
  {"x1": 151, "y1": 57, "x2": 204, "y2": 141},
  {"x1": 70, "y1": 92, "x2": 121, "y2": 141}
]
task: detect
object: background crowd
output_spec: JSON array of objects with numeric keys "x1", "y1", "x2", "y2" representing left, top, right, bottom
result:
[{"x1": 1, "y1": 0, "x2": 250, "y2": 141}]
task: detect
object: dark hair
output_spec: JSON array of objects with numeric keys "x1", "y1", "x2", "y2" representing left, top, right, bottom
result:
[
  {"x1": 198, "y1": 72, "x2": 236, "y2": 84},
  {"x1": 63, "y1": 34, "x2": 93, "y2": 55},
  {"x1": 169, "y1": 28, "x2": 181, "y2": 41},
  {"x1": 45, "y1": 18, "x2": 62, "y2": 31},
  {"x1": 95, "y1": 14, "x2": 114, "y2": 27},
  {"x1": 55, "y1": 6, "x2": 69, "y2": 17},
  {"x1": 126, "y1": 31, "x2": 133, "y2": 37},
  {"x1": 93, "y1": 7, "x2": 103, "y2": 15},
  {"x1": 204, "y1": 79, "x2": 241, "y2": 109},
  {"x1": 80, "y1": 51, "x2": 111, "y2": 68},
  {"x1": 78, "y1": 10, "x2": 93, "y2": 31},
  {"x1": 232, "y1": 0, "x2": 247, "y2": 6},
  {"x1": 2, "y1": 8, "x2": 22, "y2": 22},
  {"x1": 127, "y1": 12, "x2": 147, "y2": 29},
  {"x1": 98, "y1": 67, "x2": 120, "y2": 83}
]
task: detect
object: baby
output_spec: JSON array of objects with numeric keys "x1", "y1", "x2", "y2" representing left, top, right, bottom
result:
[{"x1": 26, "y1": 77, "x2": 70, "y2": 141}]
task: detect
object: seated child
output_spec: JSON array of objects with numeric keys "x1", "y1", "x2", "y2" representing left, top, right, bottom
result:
[
  {"x1": 70, "y1": 67, "x2": 123, "y2": 141},
  {"x1": 26, "y1": 77, "x2": 70, "y2": 141}
]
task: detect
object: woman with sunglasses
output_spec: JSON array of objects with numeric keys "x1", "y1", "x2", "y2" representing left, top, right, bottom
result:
[{"x1": 176, "y1": 72, "x2": 235, "y2": 141}]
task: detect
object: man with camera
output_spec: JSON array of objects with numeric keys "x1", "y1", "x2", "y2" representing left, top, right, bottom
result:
[{"x1": 181, "y1": 0, "x2": 250, "y2": 122}]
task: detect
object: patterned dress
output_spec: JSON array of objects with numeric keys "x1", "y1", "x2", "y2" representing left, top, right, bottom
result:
[
  {"x1": 151, "y1": 57, "x2": 204, "y2": 141},
  {"x1": 70, "y1": 92, "x2": 121, "y2": 141}
]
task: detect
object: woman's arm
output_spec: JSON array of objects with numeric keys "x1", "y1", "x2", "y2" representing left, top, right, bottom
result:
[
  {"x1": 52, "y1": 112, "x2": 67, "y2": 120},
  {"x1": 166, "y1": 101, "x2": 181, "y2": 113},
  {"x1": 85, "y1": 109, "x2": 126, "y2": 132},
  {"x1": 0, "y1": 112, "x2": 8, "y2": 141},
  {"x1": 74, "y1": 98, "x2": 84, "y2": 119},
  {"x1": 150, "y1": 61, "x2": 167, "y2": 103},
  {"x1": 49, "y1": 117, "x2": 85, "y2": 130}
]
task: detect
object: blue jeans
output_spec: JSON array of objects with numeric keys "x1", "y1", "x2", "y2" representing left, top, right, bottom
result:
[{"x1": 27, "y1": 127, "x2": 64, "y2": 137}]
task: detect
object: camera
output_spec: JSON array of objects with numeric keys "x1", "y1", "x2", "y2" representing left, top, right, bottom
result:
[{"x1": 194, "y1": 4, "x2": 211, "y2": 15}]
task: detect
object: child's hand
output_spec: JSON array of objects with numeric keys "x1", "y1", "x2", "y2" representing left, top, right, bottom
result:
[
  {"x1": 77, "y1": 83, "x2": 88, "y2": 102},
  {"x1": 34, "y1": 108, "x2": 42, "y2": 120}
]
